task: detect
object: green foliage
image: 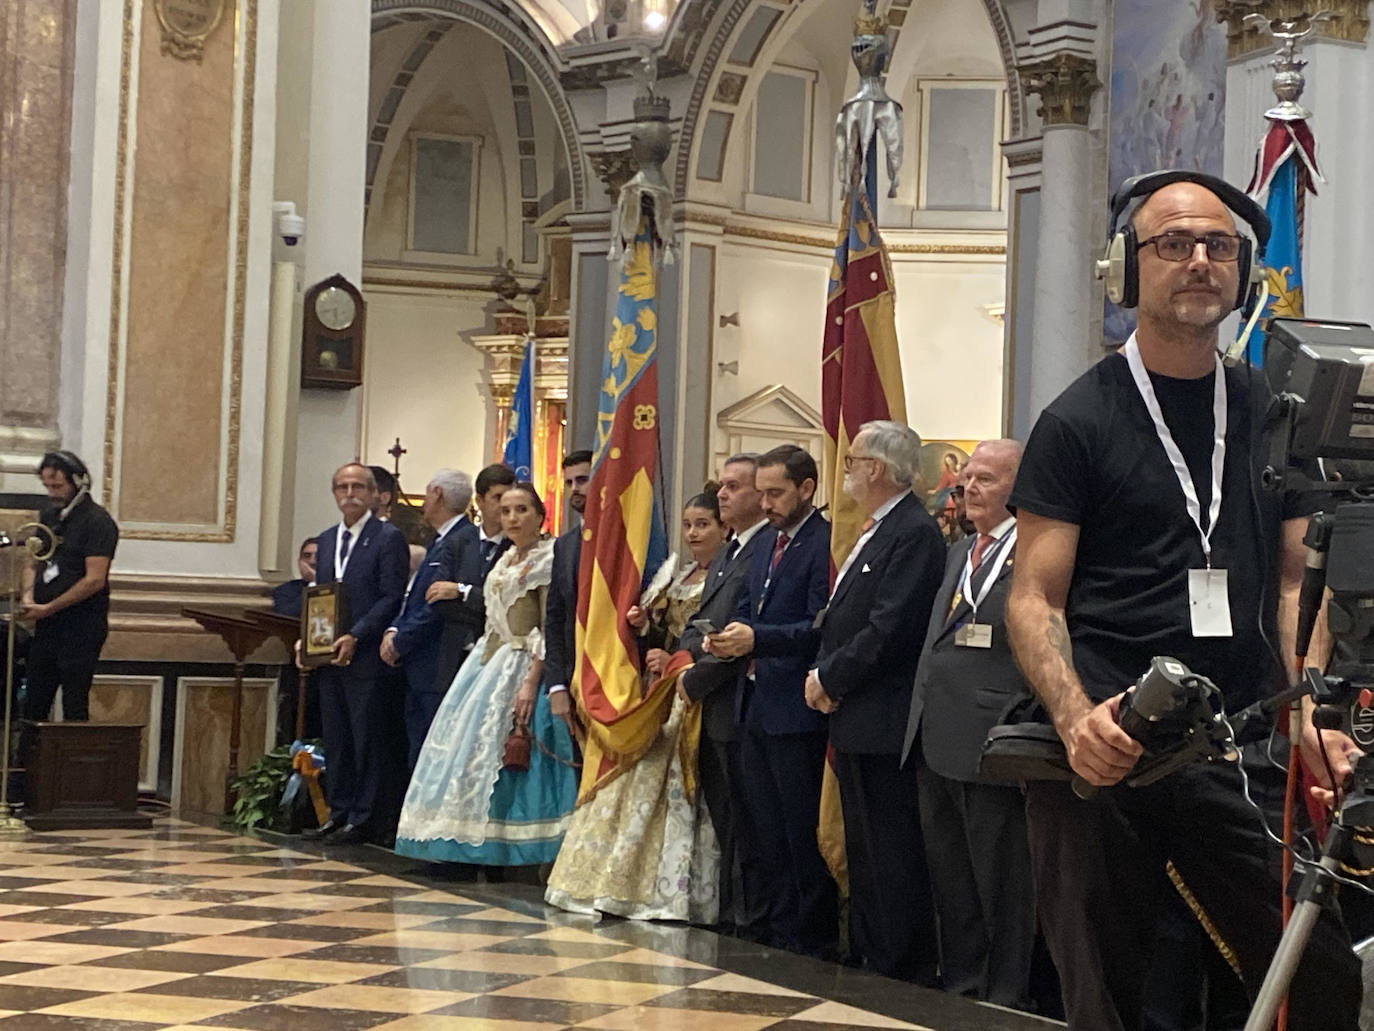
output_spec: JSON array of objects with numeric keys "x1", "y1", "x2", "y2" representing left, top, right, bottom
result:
[{"x1": 227, "y1": 744, "x2": 297, "y2": 832}]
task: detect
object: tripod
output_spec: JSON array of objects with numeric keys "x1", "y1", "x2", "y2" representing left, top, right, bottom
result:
[{"x1": 1244, "y1": 750, "x2": 1374, "y2": 1030}]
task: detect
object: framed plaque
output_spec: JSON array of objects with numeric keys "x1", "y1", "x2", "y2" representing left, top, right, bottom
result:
[{"x1": 301, "y1": 584, "x2": 349, "y2": 668}]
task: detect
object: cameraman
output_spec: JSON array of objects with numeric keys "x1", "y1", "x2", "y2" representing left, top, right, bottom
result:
[
  {"x1": 1005, "y1": 175, "x2": 1362, "y2": 1029},
  {"x1": 20, "y1": 451, "x2": 118, "y2": 722}
]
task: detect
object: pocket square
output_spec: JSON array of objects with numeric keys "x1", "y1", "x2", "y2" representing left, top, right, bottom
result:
[{"x1": 862, "y1": 563, "x2": 872, "y2": 573}]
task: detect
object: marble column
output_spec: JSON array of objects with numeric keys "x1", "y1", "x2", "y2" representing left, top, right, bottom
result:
[
  {"x1": 285, "y1": 0, "x2": 371, "y2": 550},
  {"x1": 0, "y1": 0, "x2": 77, "y2": 495},
  {"x1": 1017, "y1": 45, "x2": 1102, "y2": 421}
]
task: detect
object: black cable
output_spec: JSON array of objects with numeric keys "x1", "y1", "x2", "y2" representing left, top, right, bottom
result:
[{"x1": 1316, "y1": 724, "x2": 1344, "y2": 813}]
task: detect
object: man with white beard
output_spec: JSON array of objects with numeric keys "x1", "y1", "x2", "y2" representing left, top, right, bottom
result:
[{"x1": 804, "y1": 420, "x2": 946, "y2": 982}]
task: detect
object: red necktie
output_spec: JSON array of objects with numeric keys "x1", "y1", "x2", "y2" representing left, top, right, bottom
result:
[
  {"x1": 969, "y1": 532, "x2": 995, "y2": 570},
  {"x1": 769, "y1": 532, "x2": 790, "y2": 574}
]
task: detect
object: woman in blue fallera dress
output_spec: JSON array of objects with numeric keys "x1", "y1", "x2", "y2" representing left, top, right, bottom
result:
[{"x1": 395, "y1": 483, "x2": 576, "y2": 865}]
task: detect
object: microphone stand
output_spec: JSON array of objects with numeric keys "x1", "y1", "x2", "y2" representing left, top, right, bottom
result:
[{"x1": 0, "y1": 523, "x2": 58, "y2": 834}]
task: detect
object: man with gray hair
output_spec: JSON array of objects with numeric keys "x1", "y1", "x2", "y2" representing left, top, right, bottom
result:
[
  {"x1": 382, "y1": 467, "x2": 475, "y2": 766},
  {"x1": 804, "y1": 420, "x2": 945, "y2": 982},
  {"x1": 902, "y1": 438, "x2": 1037, "y2": 1009}
]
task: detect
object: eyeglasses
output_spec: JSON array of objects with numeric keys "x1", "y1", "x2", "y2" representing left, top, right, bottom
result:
[
  {"x1": 1137, "y1": 231, "x2": 1242, "y2": 263},
  {"x1": 843, "y1": 454, "x2": 878, "y2": 471}
]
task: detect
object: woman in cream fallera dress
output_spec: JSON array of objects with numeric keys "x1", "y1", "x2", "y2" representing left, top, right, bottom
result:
[
  {"x1": 396, "y1": 485, "x2": 576, "y2": 866},
  {"x1": 545, "y1": 493, "x2": 726, "y2": 921}
]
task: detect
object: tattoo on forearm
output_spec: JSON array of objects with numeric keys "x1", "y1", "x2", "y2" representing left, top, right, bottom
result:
[{"x1": 1046, "y1": 612, "x2": 1073, "y2": 667}]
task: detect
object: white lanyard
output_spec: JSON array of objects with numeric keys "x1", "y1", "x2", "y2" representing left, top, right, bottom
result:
[
  {"x1": 1123, "y1": 335, "x2": 1226, "y2": 566},
  {"x1": 957, "y1": 525, "x2": 1017, "y2": 621}
]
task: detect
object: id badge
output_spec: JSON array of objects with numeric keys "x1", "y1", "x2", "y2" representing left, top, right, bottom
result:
[
  {"x1": 954, "y1": 623, "x2": 992, "y2": 649},
  {"x1": 41, "y1": 562, "x2": 59, "y2": 584},
  {"x1": 1188, "y1": 568, "x2": 1232, "y2": 638}
]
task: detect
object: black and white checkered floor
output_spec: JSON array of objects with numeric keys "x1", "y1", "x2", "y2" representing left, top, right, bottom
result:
[{"x1": 0, "y1": 817, "x2": 1059, "y2": 1030}]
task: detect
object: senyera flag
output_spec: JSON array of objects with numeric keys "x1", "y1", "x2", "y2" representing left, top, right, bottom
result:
[
  {"x1": 816, "y1": 141, "x2": 908, "y2": 891},
  {"x1": 823, "y1": 142, "x2": 907, "y2": 567},
  {"x1": 571, "y1": 215, "x2": 670, "y2": 803}
]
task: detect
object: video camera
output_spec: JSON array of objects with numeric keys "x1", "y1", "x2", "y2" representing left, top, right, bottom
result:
[{"x1": 979, "y1": 656, "x2": 1238, "y2": 789}]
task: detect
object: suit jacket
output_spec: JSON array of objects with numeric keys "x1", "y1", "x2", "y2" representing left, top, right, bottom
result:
[
  {"x1": 734, "y1": 510, "x2": 831, "y2": 736},
  {"x1": 901, "y1": 528, "x2": 1029, "y2": 781},
  {"x1": 314, "y1": 516, "x2": 410, "y2": 680},
  {"x1": 392, "y1": 517, "x2": 471, "y2": 695},
  {"x1": 432, "y1": 523, "x2": 509, "y2": 690},
  {"x1": 542, "y1": 527, "x2": 581, "y2": 692},
  {"x1": 679, "y1": 527, "x2": 770, "y2": 743},
  {"x1": 271, "y1": 578, "x2": 306, "y2": 619},
  {"x1": 816, "y1": 492, "x2": 945, "y2": 755}
]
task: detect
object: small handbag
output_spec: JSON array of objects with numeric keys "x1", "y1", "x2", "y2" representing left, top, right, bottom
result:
[{"x1": 502, "y1": 720, "x2": 531, "y2": 771}]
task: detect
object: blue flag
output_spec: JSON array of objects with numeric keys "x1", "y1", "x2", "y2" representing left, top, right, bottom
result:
[
  {"x1": 1249, "y1": 157, "x2": 1305, "y2": 366},
  {"x1": 503, "y1": 338, "x2": 535, "y2": 479}
]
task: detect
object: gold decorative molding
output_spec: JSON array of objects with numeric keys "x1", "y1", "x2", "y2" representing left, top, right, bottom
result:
[
  {"x1": 1017, "y1": 52, "x2": 1101, "y2": 127},
  {"x1": 1217, "y1": 2, "x2": 1369, "y2": 57},
  {"x1": 105, "y1": 0, "x2": 254, "y2": 542},
  {"x1": 103, "y1": 2, "x2": 136, "y2": 512},
  {"x1": 721, "y1": 222, "x2": 1007, "y2": 255},
  {"x1": 154, "y1": 0, "x2": 226, "y2": 61}
]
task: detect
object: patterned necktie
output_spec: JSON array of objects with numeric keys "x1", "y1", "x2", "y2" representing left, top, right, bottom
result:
[
  {"x1": 969, "y1": 532, "x2": 995, "y2": 571},
  {"x1": 769, "y1": 532, "x2": 790, "y2": 574},
  {"x1": 725, "y1": 538, "x2": 741, "y2": 564}
]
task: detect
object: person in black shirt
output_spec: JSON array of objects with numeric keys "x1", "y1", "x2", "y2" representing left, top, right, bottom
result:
[
  {"x1": 20, "y1": 451, "x2": 118, "y2": 722},
  {"x1": 1005, "y1": 176, "x2": 1361, "y2": 1029}
]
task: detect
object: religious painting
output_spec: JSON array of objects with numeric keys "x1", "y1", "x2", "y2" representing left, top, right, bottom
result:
[
  {"x1": 301, "y1": 584, "x2": 347, "y2": 669},
  {"x1": 1104, "y1": 0, "x2": 1229, "y2": 344}
]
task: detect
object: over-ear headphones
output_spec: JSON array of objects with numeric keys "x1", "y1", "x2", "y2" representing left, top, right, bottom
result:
[
  {"x1": 40, "y1": 450, "x2": 91, "y2": 491},
  {"x1": 1096, "y1": 169, "x2": 1271, "y2": 312}
]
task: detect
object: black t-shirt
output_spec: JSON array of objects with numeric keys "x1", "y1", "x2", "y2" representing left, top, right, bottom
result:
[
  {"x1": 1009, "y1": 352, "x2": 1313, "y2": 711},
  {"x1": 33, "y1": 496, "x2": 119, "y2": 624}
]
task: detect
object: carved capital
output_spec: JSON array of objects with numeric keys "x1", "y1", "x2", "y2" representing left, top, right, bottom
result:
[
  {"x1": 1017, "y1": 53, "x2": 1101, "y2": 128},
  {"x1": 588, "y1": 149, "x2": 638, "y2": 199},
  {"x1": 1217, "y1": 1, "x2": 1370, "y2": 58}
]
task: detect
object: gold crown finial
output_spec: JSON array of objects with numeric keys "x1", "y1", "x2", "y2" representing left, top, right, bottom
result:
[{"x1": 854, "y1": 0, "x2": 884, "y2": 36}]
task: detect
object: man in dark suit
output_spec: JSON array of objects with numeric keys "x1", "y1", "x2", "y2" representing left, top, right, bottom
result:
[
  {"x1": 427, "y1": 464, "x2": 515, "y2": 694},
  {"x1": 272, "y1": 537, "x2": 318, "y2": 741},
  {"x1": 303, "y1": 463, "x2": 409, "y2": 846},
  {"x1": 677, "y1": 453, "x2": 771, "y2": 934},
  {"x1": 381, "y1": 469, "x2": 473, "y2": 767},
  {"x1": 271, "y1": 538, "x2": 317, "y2": 619},
  {"x1": 543, "y1": 450, "x2": 591, "y2": 731},
  {"x1": 902, "y1": 438, "x2": 1036, "y2": 1007},
  {"x1": 708, "y1": 445, "x2": 835, "y2": 957},
  {"x1": 806, "y1": 421, "x2": 944, "y2": 983}
]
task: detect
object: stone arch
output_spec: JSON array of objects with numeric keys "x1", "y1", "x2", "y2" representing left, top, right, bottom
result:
[
  {"x1": 371, "y1": 0, "x2": 586, "y2": 210},
  {"x1": 672, "y1": 0, "x2": 1024, "y2": 199}
]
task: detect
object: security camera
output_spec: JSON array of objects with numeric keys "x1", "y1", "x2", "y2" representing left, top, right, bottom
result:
[{"x1": 272, "y1": 201, "x2": 305, "y2": 247}]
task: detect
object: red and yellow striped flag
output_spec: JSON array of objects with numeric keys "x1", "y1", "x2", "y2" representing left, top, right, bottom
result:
[
  {"x1": 817, "y1": 143, "x2": 908, "y2": 891},
  {"x1": 571, "y1": 217, "x2": 672, "y2": 803}
]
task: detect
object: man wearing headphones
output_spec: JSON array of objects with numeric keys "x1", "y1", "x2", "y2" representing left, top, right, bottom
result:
[
  {"x1": 1005, "y1": 173, "x2": 1362, "y2": 1029},
  {"x1": 20, "y1": 451, "x2": 118, "y2": 722}
]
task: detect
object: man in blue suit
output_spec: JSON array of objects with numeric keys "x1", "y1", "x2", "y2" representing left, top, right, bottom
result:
[
  {"x1": 427, "y1": 463, "x2": 515, "y2": 694},
  {"x1": 708, "y1": 444, "x2": 836, "y2": 958},
  {"x1": 303, "y1": 462, "x2": 409, "y2": 846},
  {"x1": 381, "y1": 468, "x2": 473, "y2": 768}
]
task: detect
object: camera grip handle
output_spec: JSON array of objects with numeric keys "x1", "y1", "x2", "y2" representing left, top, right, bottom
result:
[{"x1": 1072, "y1": 775, "x2": 1098, "y2": 801}]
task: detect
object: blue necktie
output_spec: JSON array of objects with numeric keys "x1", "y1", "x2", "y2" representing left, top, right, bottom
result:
[
  {"x1": 339, "y1": 528, "x2": 353, "y2": 565},
  {"x1": 481, "y1": 538, "x2": 497, "y2": 565}
]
